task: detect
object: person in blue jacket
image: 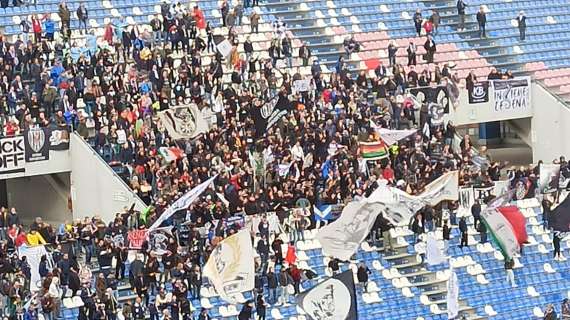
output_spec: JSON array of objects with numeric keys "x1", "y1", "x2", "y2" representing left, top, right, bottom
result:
[{"x1": 44, "y1": 16, "x2": 55, "y2": 41}]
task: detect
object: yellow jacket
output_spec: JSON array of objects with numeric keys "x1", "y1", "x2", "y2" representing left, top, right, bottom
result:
[{"x1": 26, "y1": 232, "x2": 46, "y2": 246}]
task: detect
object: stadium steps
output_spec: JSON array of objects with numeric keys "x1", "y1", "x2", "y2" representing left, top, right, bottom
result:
[{"x1": 381, "y1": 243, "x2": 485, "y2": 319}]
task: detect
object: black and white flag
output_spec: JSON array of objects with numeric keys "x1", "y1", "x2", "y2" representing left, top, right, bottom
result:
[
  {"x1": 253, "y1": 94, "x2": 291, "y2": 137},
  {"x1": 297, "y1": 270, "x2": 358, "y2": 320},
  {"x1": 468, "y1": 81, "x2": 489, "y2": 104},
  {"x1": 539, "y1": 164, "x2": 560, "y2": 193},
  {"x1": 24, "y1": 127, "x2": 49, "y2": 162}
]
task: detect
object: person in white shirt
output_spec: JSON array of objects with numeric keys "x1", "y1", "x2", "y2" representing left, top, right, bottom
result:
[{"x1": 291, "y1": 141, "x2": 304, "y2": 162}]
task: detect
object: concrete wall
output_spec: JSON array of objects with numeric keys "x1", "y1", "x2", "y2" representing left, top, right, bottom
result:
[
  {"x1": 6, "y1": 173, "x2": 72, "y2": 226},
  {"x1": 530, "y1": 84, "x2": 570, "y2": 163},
  {"x1": 69, "y1": 133, "x2": 146, "y2": 223},
  {"x1": 0, "y1": 146, "x2": 71, "y2": 180}
]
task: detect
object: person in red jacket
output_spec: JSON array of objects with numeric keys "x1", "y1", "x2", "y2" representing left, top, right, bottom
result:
[
  {"x1": 103, "y1": 22, "x2": 114, "y2": 44},
  {"x1": 31, "y1": 14, "x2": 42, "y2": 43},
  {"x1": 193, "y1": 6, "x2": 206, "y2": 29},
  {"x1": 289, "y1": 264, "x2": 302, "y2": 294}
]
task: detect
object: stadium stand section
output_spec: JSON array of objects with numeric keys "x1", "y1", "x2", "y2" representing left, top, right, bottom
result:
[{"x1": 3, "y1": 0, "x2": 570, "y2": 319}]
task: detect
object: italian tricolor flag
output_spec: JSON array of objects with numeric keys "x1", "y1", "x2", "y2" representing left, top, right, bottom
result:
[
  {"x1": 482, "y1": 205, "x2": 528, "y2": 259},
  {"x1": 159, "y1": 146, "x2": 185, "y2": 162},
  {"x1": 360, "y1": 140, "x2": 389, "y2": 160}
]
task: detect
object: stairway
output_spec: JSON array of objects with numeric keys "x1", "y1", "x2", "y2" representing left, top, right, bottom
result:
[
  {"x1": 379, "y1": 234, "x2": 486, "y2": 319},
  {"x1": 422, "y1": 0, "x2": 523, "y2": 74},
  {"x1": 262, "y1": 0, "x2": 344, "y2": 66}
]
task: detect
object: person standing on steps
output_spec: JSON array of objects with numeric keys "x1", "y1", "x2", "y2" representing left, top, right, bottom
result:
[
  {"x1": 516, "y1": 10, "x2": 526, "y2": 41},
  {"x1": 457, "y1": 0, "x2": 466, "y2": 31},
  {"x1": 430, "y1": 9, "x2": 440, "y2": 35},
  {"x1": 407, "y1": 41, "x2": 417, "y2": 66},
  {"x1": 423, "y1": 35, "x2": 436, "y2": 64},
  {"x1": 413, "y1": 8, "x2": 423, "y2": 36},
  {"x1": 476, "y1": 5, "x2": 487, "y2": 38},
  {"x1": 458, "y1": 216, "x2": 468, "y2": 248},
  {"x1": 505, "y1": 258, "x2": 517, "y2": 287},
  {"x1": 553, "y1": 232, "x2": 562, "y2": 261}
]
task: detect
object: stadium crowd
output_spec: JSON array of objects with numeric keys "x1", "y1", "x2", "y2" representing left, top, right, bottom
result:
[{"x1": 0, "y1": 0, "x2": 566, "y2": 320}]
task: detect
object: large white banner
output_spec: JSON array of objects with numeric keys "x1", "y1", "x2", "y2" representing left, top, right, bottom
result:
[
  {"x1": 446, "y1": 268, "x2": 459, "y2": 319},
  {"x1": 421, "y1": 171, "x2": 459, "y2": 206},
  {"x1": 203, "y1": 230, "x2": 255, "y2": 303},
  {"x1": 0, "y1": 136, "x2": 25, "y2": 175},
  {"x1": 18, "y1": 245, "x2": 48, "y2": 292},
  {"x1": 149, "y1": 175, "x2": 217, "y2": 230},
  {"x1": 316, "y1": 201, "x2": 384, "y2": 261},
  {"x1": 492, "y1": 77, "x2": 531, "y2": 115}
]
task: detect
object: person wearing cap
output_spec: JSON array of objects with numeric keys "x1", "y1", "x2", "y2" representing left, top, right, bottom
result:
[{"x1": 516, "y1": 10, "x2": 526, "y2": 41}]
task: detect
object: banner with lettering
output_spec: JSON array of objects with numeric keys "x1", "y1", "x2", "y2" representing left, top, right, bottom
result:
[
  {"x1": 492, "y1": 77, "x2": 531, "y2": 115},
  {"x1": 127, "y1": 229, "x2": 149, "y2": 249},
  {"x1": 0, "y1": 136, "x2": 25, "y2": 175},
  {"x1": 468, "y1": 81, "x2": 489, "y2": 104}
]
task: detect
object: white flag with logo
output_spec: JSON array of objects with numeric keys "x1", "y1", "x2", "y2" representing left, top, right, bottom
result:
[
  {"x1": 316, "y1": 200, "x2": 384, "y2": 260},
  {"x1": 376, "y1": 128, "x2": 417, "y2": 145},
  {"x1": 421, "y1": 171, "x2": 459, "y2": 206},
  {"x1": 203, "y1": 230, "x2": 255, "y2": 303},
  {"x1": 446, "y1": 268, "x2": 459, "y2": 319},
  {"x1": 367, "y1": 183, "x2": 424, "y2": 226},
  {"x1": 149, "y1": 175, "x2": 217, "y2": 231}
]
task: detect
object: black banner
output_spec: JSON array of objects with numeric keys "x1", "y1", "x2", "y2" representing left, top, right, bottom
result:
[
  {"x1": 24, "y1": 127, "x2": 50, "y2": 162},
  {"x1": 48, "y1": 128, "x2": 70, "y2": 150},
  {"x1": 468, "y1": 82, "x2": 489, "y2": 104},
  {"x1": 407, "y1": 85, "x2": 450, "y2": 113},
  {"x1": 253, "y1": 94, "x2": 292, "y2": 137}
]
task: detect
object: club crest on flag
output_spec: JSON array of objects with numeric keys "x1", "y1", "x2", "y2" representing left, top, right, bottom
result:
[
  {"x1": 303, "y1": 278, "x2": 351, "y2": 320},
  {"x1": 27, "y1": 127, "x2": 45, "y2": 153},
  {"x1": 297, "y1": 270, "x2": 357, "y2": 320}
]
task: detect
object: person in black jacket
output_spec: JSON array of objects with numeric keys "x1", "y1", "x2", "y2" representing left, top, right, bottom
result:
[
  {"x1": 478, "y1": 221, "x2": 487, "y2": 244},
  {"x1": 457, "y1": 0, "x2": 466, "y2": 30},
  {"x1": 423, "y1": 35, "x2": 436, "y2": 63},
  {"x1": 442, "y1": 220, "x2": 451, "y2": 253},
  {"x1": 256, "y1": 295, "x2": 266, "y2": 320},
  {"x1": 413, "y1": 9, "x2": 423, "y2": 36},
  {"x1": 198, "y1": 308, "x2": 211, "y2": 320},
  {"x1": 476, "y1": 6, "x2": 487, "y2": 38},
  {"x1": 471, "y1": 200, "x2": 482, "y2": 230},
  {"x1": 69, "y1": 269, "x2": 81, "y2": 297},
  {"x1": 77, "y1": 3, "x2": 88, "y2": 34},
  {"x1": 516, "y1": 11, "x2": 526, "y2": 41},
  {"x1": 553, "y1": 232, "x2": 562, "y2": 260},
  {"x1": 357, "y1": 262, "x2": 371, "y2": 292},
  {"x1": 238, "y1": 300, "x2": 253, "y2": 320},
  {"x1": 299, "y1": 42, "x2": 311, "y2": 66},
  {"x1": 266, "y1": 268, "x2": 278, "y2": 305},
  {"x1": 459, "y1": 217, "x2": 468, "y2": 248}
]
